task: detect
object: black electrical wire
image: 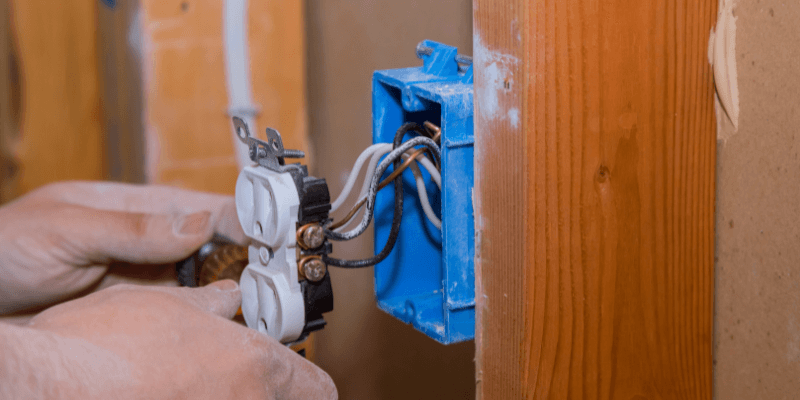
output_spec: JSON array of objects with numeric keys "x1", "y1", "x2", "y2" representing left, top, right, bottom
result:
[{"x1": 324, "y1": 122, "x2": 431, "y2": 268}]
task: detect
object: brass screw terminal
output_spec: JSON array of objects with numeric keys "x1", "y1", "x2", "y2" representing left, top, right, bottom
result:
[
  {"x1": 296, "y1": 223, "x2": 325, "y2": 249},
  {"x1": 298, "y1": 256, "x2": 327, "y2": 282}
]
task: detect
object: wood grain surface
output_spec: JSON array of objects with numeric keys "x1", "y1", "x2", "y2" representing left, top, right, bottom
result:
[
  {"x1": 10, "y1": 0, "x2": 105, "y2": 194},
  {"x1": 473, "y1": 0, "x2": 717, "y2": 398}
]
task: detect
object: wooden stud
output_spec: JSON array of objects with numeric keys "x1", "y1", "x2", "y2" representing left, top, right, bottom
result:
[
  {"x1": 10, "y1": 0, "x2": 106, "y2": 194},
  {"x1": 473, "y1": 0, "x2": 717, "y2": 398}
]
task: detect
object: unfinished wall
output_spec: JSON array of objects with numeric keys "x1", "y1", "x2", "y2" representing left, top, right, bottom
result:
[
  {"x1": 0, "y1": 1, "x2": 18, "y2": 202},
  {"x1": 714, "y1": 0, "x2": 800, "y2": 398},
  {"x1": 130, "y1": 0, "x2": 308, "y2": 193},
  {"x1": 305, "y1": 1, "x2": 475, "y2": 398},
  {"x1": 9, "y1": 0, "x2": 106, "y2": 194}
]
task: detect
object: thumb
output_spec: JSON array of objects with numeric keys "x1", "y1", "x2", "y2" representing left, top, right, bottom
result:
[
  {"x1": 185, "y1": 280, "x2": 242, "y2": 319},
  {"x1": 110, "y1": 280, "x2": 242, "y2": 319},
  {"x1": 55, "y1": 206, "x2": 214, "y2": 265}
]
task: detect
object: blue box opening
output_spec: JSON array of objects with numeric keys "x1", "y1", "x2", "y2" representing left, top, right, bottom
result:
[{"x1": 372, "y1": 41, "x2": 474, "y2": 344}]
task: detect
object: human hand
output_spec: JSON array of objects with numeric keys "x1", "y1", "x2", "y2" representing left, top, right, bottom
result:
[
  {"x1": 0, "y1": 281, "x2": 336, "y2": 399},
  {"x1": 0, "y1": 181, "x2": 245, "y2": 314}
]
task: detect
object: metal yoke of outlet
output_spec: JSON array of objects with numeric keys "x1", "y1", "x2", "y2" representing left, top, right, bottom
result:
[{"x1": 233, "y1": 117, "x2": 334, "y2": 344}]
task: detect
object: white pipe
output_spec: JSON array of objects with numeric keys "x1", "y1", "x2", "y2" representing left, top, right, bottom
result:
[{"x1": 224, "y1": 0, "x2": 258, "y2": 170}]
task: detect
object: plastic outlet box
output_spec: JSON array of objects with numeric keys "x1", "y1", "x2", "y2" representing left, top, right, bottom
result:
[{"x1": 372, "y1": 40, "x2": 474, "y2": 344}]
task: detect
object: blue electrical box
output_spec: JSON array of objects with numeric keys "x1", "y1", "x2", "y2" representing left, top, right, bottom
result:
[{"x1": 372, "y1": 40, "x2": 474, "y2": 344}]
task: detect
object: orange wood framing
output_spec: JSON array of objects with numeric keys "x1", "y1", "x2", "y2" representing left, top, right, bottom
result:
[
  {"x1": 10, "y1": 0, "x2": 105, "y2": 194},
  {"x1": 473, "y1": 0, "x2": 717, "y2": 398}
]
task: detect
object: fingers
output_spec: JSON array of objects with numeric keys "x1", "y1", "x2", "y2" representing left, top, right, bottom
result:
[
  {"x1": 28, "y1": 181, "x2": 247, "y2": 244},
  {"x1": 258, "y1": 336, "x2": 339, "y2": 399},
  {"x1": 191, "y1": 280, "x2": 242, "y2": 318},
  {"x1": 28, "y1": 281, "x2": 335, "y2": 398},
  {"x1": 50, "y1": 205, "x2": 214, "y2": 265},
  {"x1": 30, "y1": 281, "x2": 243, "y2": 331},
  {"x1": 212, "y1": 199, "x2": 247, "y2": 243},
  {"x1": 127, "y1": 280, "x2": 242, "y2": 319},
  {"x1": 29, "y1": 181, "x2": 232, "y2": 214},
  {"x1": 151, "y1": 283, "x2": 337, "y2": 397}
]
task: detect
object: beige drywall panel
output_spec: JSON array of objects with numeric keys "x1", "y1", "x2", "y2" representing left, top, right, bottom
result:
[
  {"x1": 714, "y1": 1, "x2": 800, "y2": 398},
  {"x1": 306, "y1": 1, "x2": 475, "y2": 398}
]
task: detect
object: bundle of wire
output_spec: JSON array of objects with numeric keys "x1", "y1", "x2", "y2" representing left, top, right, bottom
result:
[{"x1": 323, "y1": 122, "x2": 442, "y2": 268}]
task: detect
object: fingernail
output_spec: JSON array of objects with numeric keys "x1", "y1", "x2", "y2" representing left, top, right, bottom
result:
[
  {"x1": 174, "y1": 211, "x2": 211, "y2": 236},
  {"x1": 209, "y1": 279, "x2": 239, "y2": 291}
]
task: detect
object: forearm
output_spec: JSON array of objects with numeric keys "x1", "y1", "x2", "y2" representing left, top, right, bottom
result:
[{"x1": 0, "y1": 322, "x2": 130, "y2": 399}]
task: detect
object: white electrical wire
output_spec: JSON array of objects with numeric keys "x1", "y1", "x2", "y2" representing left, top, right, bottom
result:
[
  {"x1": 334, "y1": 148, "x2": 443, "y2": 232},
  {"x1": 332, "y1": 146, "x2": 392, "y2": 232},
  {"x1": 331, "y1": 144, "x2": 393, "y2": 232},
  {"x1": 354, "y1": 145, "x2": 392, "y2": 205},
  {"x1": 330, "y1": 143, "x2": 393, "y2": 213},
  {"x1": 353, "y1": 146, "x2": 440, "y2": 205},
  {"x1": 413, "y1": 154, "x2": 441, "y2": 189},
  {"x1": 325, "y1": 137, "x2": 440, "y2": 241},
  {"x1": 332, "y1": 141, "x2": 442, "y2": 220},
  {"x1": 407, "y1": 156, "x2": 442, "y2": 229}
]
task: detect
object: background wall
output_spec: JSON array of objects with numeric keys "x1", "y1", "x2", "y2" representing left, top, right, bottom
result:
[
  {"x1": 6, "y1": 0, "x2": 800, "y2": 398},
  {"x1": 131, "y1": 0, "x2": 309, "y2": 193},
  {"x1": 3, "y1": 3, "x2": 477, "y2": 397},
  {"x1": 0, "y1": 1, "x2": 18, "y2": 203},
  {"x1": 305, "y1": 1, "x2": 475, "y2": 398},
  {"x1": 7, "y1": 0, "x2": 105, "y2": 195},
  {"x1": 714, "y1": 1, "x2": 800, "y2": 398}
]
